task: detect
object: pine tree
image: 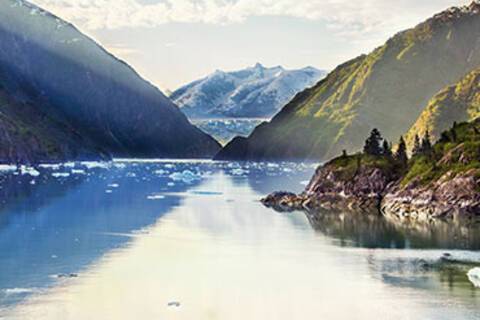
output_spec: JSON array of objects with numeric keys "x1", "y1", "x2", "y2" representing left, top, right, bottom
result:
[
  {"x1": 363, "y1": 128, "x2": 383, "y2": 156},
  {"x1": 395, "y1": 136, "x2": 408, "y2": 167},
  {"x1": 412, "y1": 134, "x2": 421, "y2": 156},
  {"x1": 421, "y1": 130, "x2": 433, "y2": 156},
  {"x1": 383, "y1": 139, "x2": 392, "y2": 158}
]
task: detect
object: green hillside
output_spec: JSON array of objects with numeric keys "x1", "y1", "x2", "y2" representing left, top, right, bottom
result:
[
  {"x1": 405, "y1": 68, "x2": 480, "y2": 148},
  {"x1": 216, "y1": 1, "x2": 480, "y2": 161}
]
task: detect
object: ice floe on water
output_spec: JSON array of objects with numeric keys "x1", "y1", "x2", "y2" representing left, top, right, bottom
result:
[
  {"x1": 52, "y1": 172, "x2": 70, "y2": 178},
  {"x1": 108, "y1": 183, "x2": 119, "y2": 188},
  {"x1": 230, "y1": 168, "x2": 249, "y2": 176},
  {"x1": 467, "y1": 268, "x2": 480, "y2": 288},
  {"x1": 2, "y1": 287, "x2": 39, "y2": 296},
  {"x1": 81, "y1": 161, "x2": 111, "y2": 170},
  {"x1": 147, "y1": 194, "x2": 165, "y2": 200},
  {"x1": 20, "y1": 166, "x2": 40, "y2": 176},
  {"x1": 169, "y1": 170, "x2": 201, "y2": 184},
  {"x1": 0, "y1": 164, "x2": 17, "y2": 172},
  {"x1": 72, "y1": 169, "x2": 86, "y2": 175}
]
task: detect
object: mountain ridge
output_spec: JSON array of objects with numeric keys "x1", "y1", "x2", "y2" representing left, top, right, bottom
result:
[
  {"x1": 216, "y1": 1, "x2": 480, "y2": 161},
  {"x1": 0, "y1": 0, "x2": 220, "y2": 162},
  {"x1": 171, "y1": 63, "x2": 326, "y2": 119}
]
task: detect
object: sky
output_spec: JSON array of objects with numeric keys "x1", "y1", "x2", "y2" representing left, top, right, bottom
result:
[{"x1": 30, "y1": 0, "x2": 471, "y2": 92}]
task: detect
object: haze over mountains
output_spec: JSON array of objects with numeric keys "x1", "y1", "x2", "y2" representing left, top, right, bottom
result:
[
  {"x1": 217, "y1": 1, "x2": 480, "y2": 161},
  {"x1": 171, "y1": 64, "x2": 326, "y2": 119},
  {"x1": 0, "y1": 0, "x2": 220, "y2": 163}
]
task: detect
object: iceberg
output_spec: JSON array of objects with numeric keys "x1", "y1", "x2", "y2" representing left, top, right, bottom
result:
[
  {"x1": 467, "y1": 268, "x2": 480, "y2": 288},
  {"x1": 169, "y1": 170, "x2": 201, "y2": 183}
]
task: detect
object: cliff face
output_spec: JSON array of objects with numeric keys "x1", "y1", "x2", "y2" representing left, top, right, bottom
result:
[
  {"x1": 405, "y1": 67, "x2": 480, "y2": 148},
  {"x1": 217, "y1": 1, "x2": 480, "y2": 161},
  {"x1": 0, "y1": 0, "x2": 220, "y2": 162},
  {"x1": 263, "y1": 120, "x2": 480, "y2": 221}
]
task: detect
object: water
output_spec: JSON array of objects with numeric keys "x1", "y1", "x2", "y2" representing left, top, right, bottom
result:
[{"x1": 0, "y1": 160, "x2": 479, "y2": 319}]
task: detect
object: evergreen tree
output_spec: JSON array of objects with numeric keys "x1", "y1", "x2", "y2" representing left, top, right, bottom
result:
[
  {"x1": 421, "y1": 130, "x2": 433, "y2": 155},
  {"x1": 412, "y1": 134, "x2": 422, "y2": 156},
  {"x1": 383, "y1": 139, "x2": 392, "y2": 158},
  {"x1": 363, "y1": 128, "x2": 383, "y2": 156},
  {"x1": 395, "y1": 136, "x2": 408, "y2": 167}
]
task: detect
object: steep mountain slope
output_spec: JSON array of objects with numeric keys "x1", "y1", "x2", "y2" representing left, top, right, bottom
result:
[
  {"x1": 216, "y1": 1, "x2": 480, "y2": 161},
  {"x1": 405, "y1": 67, "x2": 480, "y2": 147},
  {"x1": 171, "y1": 64, "x2": 326, "y2": 118},
  {"x1": 0, "y1": 0, "x2": 220, "y2": 162}
]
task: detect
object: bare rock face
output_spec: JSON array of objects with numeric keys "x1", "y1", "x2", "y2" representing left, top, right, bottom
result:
[
  {"x1": 382, "y1": 170, "x2": 480, "y2": 222},
  {"x1": 262, "y1": 160, "x2": 397, "y2": 213}
]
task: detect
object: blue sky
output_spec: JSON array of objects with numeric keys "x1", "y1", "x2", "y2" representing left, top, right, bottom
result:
[{"x1": 31, "y1": 0, "x2": 471, "y2": 91}]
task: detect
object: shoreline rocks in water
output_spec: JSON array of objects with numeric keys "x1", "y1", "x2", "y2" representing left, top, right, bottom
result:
[{"x1": 262, "y1": 121, "x2": 480, "y2": 222}]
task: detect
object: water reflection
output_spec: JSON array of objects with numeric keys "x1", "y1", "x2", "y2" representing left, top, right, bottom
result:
[
  {"x1": 0, "y1": 161, "x2": 478, "y2": 320},
  {"x1": 305, "y1": 208, "x2": 480, "y2": 250}
]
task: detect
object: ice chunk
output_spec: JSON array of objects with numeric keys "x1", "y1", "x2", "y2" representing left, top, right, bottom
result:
[
  {"x1": 20, "y1": 166, "x2": 40, "y2": 176},
  {"x1": 230, "y1": 168, "x2": 249, "y2": 176},
  {"x1": 52, "y1": 172, "x2": 70, "y2": 178},
  {"x1": 169, "y1": 170, "x2": 201, "y2": 183},
  {"x1": 155, "y1": 169, "x2": 168, "y2": 175},
  {"x1": 81, "y1": 161, "x2": 110, "y2": 169},
  {"x1": 108, "y1": 183, "x2": 119, "y2": 188},
  {"x1": 147, "y1": 194, "x2": 165, "y2": 200},
  {"x1": 3, "y1": 288, "x2": 39, "y2": 295},
  {"x1": 39, "y1": 164, "x2": 61, "y2": 170},
  {"x1": 0, "y1": 164, "x2": 17, "y2": 172},
  {"x1": 72, "y1": 169, "x2": 86, "y2": 175},
  {"x1": 468, "y1": 268, "x2": 480, "y2": 288}
]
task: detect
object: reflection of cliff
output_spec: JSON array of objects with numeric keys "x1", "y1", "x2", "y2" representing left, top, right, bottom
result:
[
  {"x1": 0, "y1": 165, "x2": 203, "y2": 307},
  {"x1": 366, "y1": 252, "x2": 478, "y2": 298},
  {"x1": 304, "y1": 208, "x2": 480, "y2": 250}
]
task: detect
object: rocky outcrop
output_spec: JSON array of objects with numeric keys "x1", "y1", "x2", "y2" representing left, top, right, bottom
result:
[
  {"x1": 262, "y1": 156, "x2": 399, "y2": 213},
  {"x1": 382, "y1": 170, "x2": 480, "y2": 221},
  {"x1": 263, "y1": 165, "x2": 480, "y2": 221}
]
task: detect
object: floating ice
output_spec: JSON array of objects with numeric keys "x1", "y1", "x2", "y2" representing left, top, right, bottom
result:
[
  {"x1": 169, "y1": 170, "x2": 201, "y2": 183},
  {"x1": 52, "y1": 172, "x2": 70, "y2": 178},
  {"x1": 167, "y1": 182, "x2": 175, "y2": 187},
  {"x1": 63, "y1": 162, "x2": 75, "y2": 168},
  {"x1": 230, "y1": 168, "x2": 249, "y2": 176},
  {"x1": 72, "y1": 169, "x2": 86, "y2": 175},
  {"x1": 105, "y1": 190, "x2": 113, "y2": 194},
  {"x1": 81, "y1": 161, "x2": 110, "y2": 169},
  {"x1": 468, "y1": 268, "x2": 480, "y2": 288},
  {"x1": 0, "y1": 164, "x2": 17, "y2": 171},
  {"x1": 20, "y1": 166, "x2": 40, "y2": 177},
  {"x1": 3, "y1": 288, "x2": 38, "y2": 295},
  {"x1": 39, "y1": 164, "x2": 61, "y2": 170},
  {"x1": 108, "y1": 183, "x2": 119, "y2": 188},
  {"x1": 155, "y1": 169, "x2": 168, "y2": 175},
  {"x1": 126, "y1": 172, "x2": 137, "y2": 178},
  {"x1": 147, "y1": 194, "x2": 165, "y2": 200},
  {"x1": 114, "y1": 163, "x2": 126, "y2": 169}
]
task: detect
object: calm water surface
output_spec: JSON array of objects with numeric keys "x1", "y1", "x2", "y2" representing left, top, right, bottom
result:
[{"x1": 0, "y1": 160, "x2": 479, "y2": 319}]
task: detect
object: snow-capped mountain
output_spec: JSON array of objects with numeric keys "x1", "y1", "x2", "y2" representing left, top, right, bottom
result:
[{"x1": 171, "y1": 63, "x2": 326, "y2": 118}]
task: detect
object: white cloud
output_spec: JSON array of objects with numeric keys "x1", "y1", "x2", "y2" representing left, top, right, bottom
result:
[{"x1": 30, "y1": 0, "x2": 469, "y2": 39}]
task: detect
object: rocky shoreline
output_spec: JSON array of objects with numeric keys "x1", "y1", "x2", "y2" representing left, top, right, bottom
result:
[{"x1": 262, "y1": 159, "x2": 480, "y2": 222}]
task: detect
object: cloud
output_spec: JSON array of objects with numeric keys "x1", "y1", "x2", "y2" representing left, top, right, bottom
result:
[{"x1": 30, "y1": 0, "x2": 469, "y2": 39}]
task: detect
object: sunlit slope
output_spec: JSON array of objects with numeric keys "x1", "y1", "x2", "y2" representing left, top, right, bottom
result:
[
  {"x1": 0, "y1": 0, "x2": 220, "y2": 161},
  {"x1": 217, "y1": 1, "x2": 480, "y2": 161},
  {"x1": 405, "y1": 67, "x2": 480, "y2": 147}
]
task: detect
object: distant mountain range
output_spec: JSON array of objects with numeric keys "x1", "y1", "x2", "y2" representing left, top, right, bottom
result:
[
  {"x1": 171, "y1": 64, "x2": 326, "y2": 118},
  {"x1": 216, "y1": 1, "x2": 480, "y2": 161},
  {"x1": 0, "y1": 0, "x2": 220, "y2": 163}
]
